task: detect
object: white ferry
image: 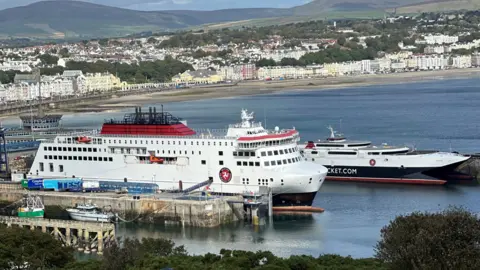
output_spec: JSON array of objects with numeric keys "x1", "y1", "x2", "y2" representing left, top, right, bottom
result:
[
  {"x1": 301, "y1": 126, "x2": 471, "y2": 185},
  {"x1": 28, "y1": 107, "x2": 328, "y2": 206}
]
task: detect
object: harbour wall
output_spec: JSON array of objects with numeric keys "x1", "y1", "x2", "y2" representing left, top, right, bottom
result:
[{"x1": 0, "y1": 185, "x2": 244, "y2": 227}]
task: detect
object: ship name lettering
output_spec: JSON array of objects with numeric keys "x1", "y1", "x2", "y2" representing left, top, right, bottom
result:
[{"x1": 328, "y1": 168, "x2": 357, "y2": 175}]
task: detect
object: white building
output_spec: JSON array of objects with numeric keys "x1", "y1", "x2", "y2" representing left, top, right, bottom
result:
[
  {"x1": 420, "y1": 34, "x2": 459, "y2": 45},
  {"x1": 406, "y1": 55, "x2": 446, "y2": 70},
  {"x1": 450, "y1": 55, "x2": 472, "y2": 68}
]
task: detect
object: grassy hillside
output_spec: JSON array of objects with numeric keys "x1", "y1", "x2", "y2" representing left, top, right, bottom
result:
[
  {"x1": 391, "y1": 0, "x2": 480, "y2": 14},
  {"x1": 0, "y1": 0, "x2": 479, "y2": 39}
]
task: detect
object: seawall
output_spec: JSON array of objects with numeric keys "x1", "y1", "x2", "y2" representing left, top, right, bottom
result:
[{"x1": 0, "y1": 185, "x2": 244, "y2": 227}]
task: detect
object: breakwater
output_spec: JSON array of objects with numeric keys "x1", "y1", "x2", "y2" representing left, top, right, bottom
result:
[{"x1": 0, "y1": 184, "x2": 244, "y2": 227}]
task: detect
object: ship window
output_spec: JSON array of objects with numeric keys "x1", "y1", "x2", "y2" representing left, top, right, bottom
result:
[
  {"x1": 311, "y1": 151, "x2": 318, "y2": 154},
  {"x1": 39, "y1": 162, "x2": 44, "y2": 172},
  {"x1": 83, "y1": 148, "x2": 87, "y2": 152},
  {"x1": 261, "y1": 152, "x2": 266, "y2": 157},
  {"x1": 208, "y1": 142, "x2": 210, "y2": 146},
  {"x1": 73, "y1": 156, "x2": 77, "y2": 160},
  {"x1": 267, "y1": 151, "x2": 272, "y2": 156},
  {"x1": 68, "y1": 156, "x2": 72, "y2": 160},
  {"x1": 197, "y1": 142, "x2": 199, "y2": 146},
  {"x1": 78, "y1": 148, "x2": 82, "y2": 152},
  {"x1": 201, "y1": 160, "x2": 206, "y2": 165},
  {"x1": 67, "y1": 147, "x2": 71, "y2": 151},
  {"x1": 312, "y1": 158, "x2": 315, "y2": 161},
  {"x1": 238, "y1": 152, "x2": 244, "y2": 157},
  {"x1": 49, "y1": 163, "x2": 54, "y2": 172},
  {"x1": 53, "y1": 147, "x2": 57, "y2": 151},
  {"x1": 173, "y1": 141, "x2": 175, "y2": 145},
  {"x1": 191, "y1": 141, "x2": 193, "y2": 145},
  {"x1": 199, "y1": 151, "x2": 202, "y2": 155},
  {"x1": 48, "y1": 147, "x2": 52, "y2": 151},
  {"x1": 62, "y1": 147, "x2": 66, "y2": 151},
  {"x1": 255, "y1": 162, "x2": 260, "y2": 166},
  {"x1": 88, "y1": 157, "x2": 93, "y2": 161},
  {"x1": 59, "y1": 165, "x2": 63, "y2": 172},
  {"x1": 173, "y1": 151, "x2": 176, "y2": 154},
  {"x1": 273, "y1": 150, "x2": 278, "y2": 155},
  {"x1": 233, "y1": 152, "x2": 237, "y2": 156},
  {"x1": 53, "y1": 156, "x2": 57, "y2": 160},
  {"x1": 93, "y1": 148, "x2": 97, "y2": 152},
  {"x1": 243, "y1": 161, "x2": 248, "y2": 166},
  {"x1": 264, "y1": 161, "x2": 269, "y2": 166},
  {"x1": 58, "y1": 156, "x2": 62, "y2": 160},
  {"x1": 44, "y1": 155, "x2": 47, "y2": 159},
  {"x1": 219, "y1": 151, "x2": 223, "y2": 156},
  {"x1": 328, "y1": 151, "x2": 357, "y2": 155},
  {"x1": 73, "y1": 147, "x2": 77, "y2": 151},
  {"x1": 237, "y1": 161, "x2": 241, "y2": 166},
  {"x1": 368, "y1": 152, "x2": 380, "y2": 155},
  {"x1": 103, "y1": 157, "x2": 107, "y2": 161},
  {"x1": 192, "y1": 151, "x2": 194, "y2": 155},
  {"x1": 271, "y1": 161, "x2": 276, "y2": 166},
  {"x1": 277, "y1": 160, "x2": 281, "y2": 165},
  {"x1": 88, "y1": 148, "x2": 92, "y2": 152},
  {"x1": 168, "y1": 150, "x2": 170, "y2": 154},
  {"x1": 279, "y1": 150, "x2": 284, "y2": 154},
  {"x1": 250, "y1": 152, "x2": 255, "y2": 156},
  {"x1": 109, "y1": 157, "x2": 113, "y2": 162},
  {"x1": 44, "y1": 147, "x2": 47, "y2": 151},
  {"x1": 219, "y1": 160, "x2": 224, "y2": 165},
  {"x1": 283, "y1": 159, "x2": 287, "y2": 164},
  {"x1": 249, "y1": 161, "x2": 254, "y2": 166},
  {"x1": 288, "y1": 159, "x2": 292, "y2": 163}
]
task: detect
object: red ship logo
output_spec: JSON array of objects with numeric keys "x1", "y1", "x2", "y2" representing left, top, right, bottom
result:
[{"x1": 219, "y1": 168, "x2": 232, "y2": 183}]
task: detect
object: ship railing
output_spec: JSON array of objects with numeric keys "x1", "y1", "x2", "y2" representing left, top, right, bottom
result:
[
  {"x1": 228, "y1": 122, "x2": 264, "y2": 129},
  {"x1": 100, "y1": 129, "x2": 233, "y2": 140}
]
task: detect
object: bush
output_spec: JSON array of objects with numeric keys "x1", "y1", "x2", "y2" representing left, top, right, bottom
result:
[{"x1": 375, "y1": 207, "x2": 480, "y2": 270}]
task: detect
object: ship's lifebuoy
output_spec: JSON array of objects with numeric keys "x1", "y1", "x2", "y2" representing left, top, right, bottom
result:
[{"x1": 369, "y1": 159, "x2": 376, "y2": 166}]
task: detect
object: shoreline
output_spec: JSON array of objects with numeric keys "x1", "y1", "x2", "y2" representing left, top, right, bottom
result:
[{"x1": 2, "y1": 68, "x2": 479, "y2": 119}]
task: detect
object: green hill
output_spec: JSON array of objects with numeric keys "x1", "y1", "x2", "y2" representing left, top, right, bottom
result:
[{"x1": 0, "y1": 0, "x2": 478, "y2": 39}]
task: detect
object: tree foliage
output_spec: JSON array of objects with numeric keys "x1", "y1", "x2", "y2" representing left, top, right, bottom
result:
[
  {"x1": 0, "y1": 226, "x2": 74, "y2": 269},
  {"x1": 65, "y1": 57, "x2": 193, "y2": 83},
  {"x1": 375, "y1": 207, "x2": 480, "y2": 270},
  {"x1": 38, "y1": 53, "x2": 59, "y2": 66},
  {"x1": 0, "y1": 70, "x2": 21, "y2": 84},
  {"x1": 256, "y1": 58, "x2": 277, "y2": 67}
]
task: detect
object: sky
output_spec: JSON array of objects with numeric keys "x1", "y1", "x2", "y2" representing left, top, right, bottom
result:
[{"x1": 0, "y1": 0, "x2": 313, "y2": 11}]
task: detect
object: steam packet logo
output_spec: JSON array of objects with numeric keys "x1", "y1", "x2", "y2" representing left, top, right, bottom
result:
[{"x1": 219, "y1": 168, "x2": 232, "y2": 183}]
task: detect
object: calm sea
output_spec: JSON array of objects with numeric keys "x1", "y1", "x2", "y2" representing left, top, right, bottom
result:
[{"x1": 4, "y1": 77, "x2": 480, "y2": 258}]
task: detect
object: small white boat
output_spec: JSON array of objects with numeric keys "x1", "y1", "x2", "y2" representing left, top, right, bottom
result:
[{"x1": 66, "y1": 204, "x2": 114, "y2": 223}]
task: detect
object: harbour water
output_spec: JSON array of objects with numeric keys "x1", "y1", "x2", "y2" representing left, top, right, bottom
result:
[{"x1": 4, "y1": 77, "x2": 480, "y2": 258}]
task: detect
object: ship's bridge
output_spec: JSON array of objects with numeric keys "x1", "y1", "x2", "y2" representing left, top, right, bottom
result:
[{"x1": 228, "y1": 109, "x2": 299, "y2": 150}]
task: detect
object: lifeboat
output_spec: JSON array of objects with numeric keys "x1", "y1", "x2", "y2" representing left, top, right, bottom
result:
[
  {"x1": 150, "y1": 155, "x2": 164, "y2": 164},
  {"x1": 76, "y1": 136, "x2": 92, "y2": 144}
]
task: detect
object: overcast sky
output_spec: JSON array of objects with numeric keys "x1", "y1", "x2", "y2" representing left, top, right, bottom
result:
[{"x1": 0, "y1": 0, "x2": 312, "y2": 11}]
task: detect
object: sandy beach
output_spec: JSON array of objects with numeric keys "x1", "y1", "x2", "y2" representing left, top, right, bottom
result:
[{"x1": 5, "y1": 68, "x2": 480, "y2": 117}]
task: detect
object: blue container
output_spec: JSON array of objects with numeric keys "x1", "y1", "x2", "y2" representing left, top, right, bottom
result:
[
  {"x1": 98, "y1": 181, "x2": 158, "y2": 193},
  {"x1": 43, "y1": 178, "x2": 83, "y2": 191},
  {"x1": 27, "y1": 179, "x2": 44, "y2": 189}
]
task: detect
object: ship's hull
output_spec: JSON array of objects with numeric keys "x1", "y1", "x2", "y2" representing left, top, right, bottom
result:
[
  {"x1": 67, "y1": 210, "x2": 113, "y2": 223},
  {"x1": 324, "y1": 160, "x2": 470, "y2": 185},
  {"x1": 273, "y1": 192, "x2": 317, "y2": 206}
]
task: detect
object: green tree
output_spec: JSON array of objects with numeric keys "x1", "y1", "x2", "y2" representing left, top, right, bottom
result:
[
  {"x1": 59, "y1": 48, "x2": 70, "y2": 58},
  {"x1": 375, "y1": 207, "x2": 480, "y2": 270},
  {"x1": 256, "y1": 58, "x2": 276, "y2": 67},
  {"x1": 280, "y1": 58, "x2": 304, "y2": 66},
  {"x1": 0, "y1": 226, "x2": 74, "y2": 269},
  {"x1": 38, "y1": 54, "x2": 59, "y2": 65}
]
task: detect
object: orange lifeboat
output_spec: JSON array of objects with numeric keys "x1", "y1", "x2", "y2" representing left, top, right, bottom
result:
[
  {"x1": 76, "y1": 136, "x2": 92, "y2": 144},
  {"x1": 150, "y1": 155, "x2": 164, "y2": 164}
]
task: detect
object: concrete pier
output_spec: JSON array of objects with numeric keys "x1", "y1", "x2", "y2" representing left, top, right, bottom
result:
[
  {"x1": 0, "y1": 184, "x2": 244, "y2": 227},
  {"x1": 0, "y1": 216, "x2": 115, "y2": 254}
]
